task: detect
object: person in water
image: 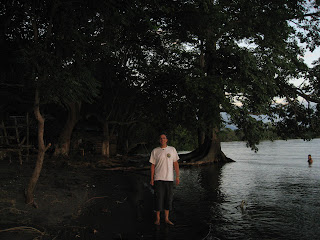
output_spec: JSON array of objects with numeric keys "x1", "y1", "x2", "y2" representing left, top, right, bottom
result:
[
  {"x1": 307, "y1": 154, "x2": 313, "y2": 164},
  {"x1": 149, "y1": 133, "x2": 180, "y2": 225}
]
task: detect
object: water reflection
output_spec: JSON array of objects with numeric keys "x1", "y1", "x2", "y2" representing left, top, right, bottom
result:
[
  {"x1": 170, "y1": 164, "x2": 227, "y2": 239},
  {"x1": 76, "y1": 139, "x2": 320, "y2": 239},
  {"x1": 218, "y1": 139, "x2": 320, "y2": 240},
  {"x1": 163, "y1": 139, "x2": 320, "y2": 239},
  {"x1": 198, "y1": 164, "x2": 226, "y2": 203}
]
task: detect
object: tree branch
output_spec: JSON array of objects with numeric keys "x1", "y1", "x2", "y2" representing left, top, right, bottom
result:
[
  {"x1": 294, "y1": 88, "x2": 320, "y2": 104},
  {"x1": 289, "y1": 11, "x2": 320, "y2": 21}
]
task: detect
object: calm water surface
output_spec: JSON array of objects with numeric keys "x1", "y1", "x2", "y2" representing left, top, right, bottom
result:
[
  {"x1": 78, "y1": 139, "x2": 320, "y2": 239},
  {"x1": 172, "y1": 138, "x2": 320, "y2": 240}
]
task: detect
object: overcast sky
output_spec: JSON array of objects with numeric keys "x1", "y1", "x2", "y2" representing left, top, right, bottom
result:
[{"x1": 304, "y1": 47, "x2": 320, "y2": 67}]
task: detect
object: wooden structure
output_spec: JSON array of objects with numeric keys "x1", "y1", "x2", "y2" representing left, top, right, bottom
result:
[{"x1": 0, "y1": 114, "x2": 32, "y2": 164}]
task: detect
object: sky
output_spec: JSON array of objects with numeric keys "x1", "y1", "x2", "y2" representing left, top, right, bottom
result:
[
  {"x1": 223, "y1": 47, "x2": 320, "y2": 129},
  {"x1": 289, "y1": 47, "x2": 320, "y2": 97},
  {"x1": 304, "y1": 47, "x2": 320, "y2": 67}
]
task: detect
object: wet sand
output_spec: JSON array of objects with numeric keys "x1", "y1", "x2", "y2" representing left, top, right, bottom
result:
[{"x1": 0, "y1": 157, "x2": 210, "y2": 240}]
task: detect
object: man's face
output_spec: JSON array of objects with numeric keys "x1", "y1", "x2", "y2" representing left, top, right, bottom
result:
[{"x1": 159, "y1": 134, "x2": 168, "y2": 147}]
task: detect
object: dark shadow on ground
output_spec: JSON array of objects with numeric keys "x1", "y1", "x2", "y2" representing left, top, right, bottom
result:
[{"x1": 0, "y1": 155, "x2": 218, "y2": 240}]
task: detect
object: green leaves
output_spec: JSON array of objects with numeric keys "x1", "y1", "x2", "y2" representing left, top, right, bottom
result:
[{"x1": 2, "y1": 0, "x2": 320, "y2": 149}]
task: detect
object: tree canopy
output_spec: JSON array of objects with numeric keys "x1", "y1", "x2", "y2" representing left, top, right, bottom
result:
[{"x1": 1, "y1": 0, "x2": 320, "y2": 153}]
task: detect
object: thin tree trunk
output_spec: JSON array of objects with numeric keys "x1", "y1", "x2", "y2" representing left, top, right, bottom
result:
[
  {"x1": 25, "y1": 89, "x2": 51, "y2": 207},
  {"x1": 102, "y1": 121, "x2": 110, "y2": 157},
  {"x1": 117, "y1": 125, "x2": 129, "y2": 155},
  {"x1": 54, "y1": 102, "x2": 81, "y2": 156}
]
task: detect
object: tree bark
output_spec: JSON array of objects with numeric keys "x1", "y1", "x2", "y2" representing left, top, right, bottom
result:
[
  {"x1": 25, "y1": 89, "x2": 51, "y2": 206},
  {"x1": 201, "y1": 128, "x2": 228, "y2": 163},
  {"x1": 117, "y1": 124, "x2": 130, "y2": 154},
  {"x1": 198, "y1": 128, "x2": 205, "y2": 147},
  {"x1": 180, "y1": 128, "x2": 234, "y2": 163},
  {"x1": 101, "y1": 121, "x2": 110, "y2": 157},
  {"x1": 54, "y1": 102, "x2": 81, "y2": 156}
]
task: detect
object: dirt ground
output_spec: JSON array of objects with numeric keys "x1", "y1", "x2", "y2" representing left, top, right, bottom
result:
[{"x1": 0, "y1": 155, "x2": 160, "y2": 240}]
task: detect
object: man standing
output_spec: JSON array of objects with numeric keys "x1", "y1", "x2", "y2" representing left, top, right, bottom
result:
[{"x1": 149, "y1": 133, "x2": 180, "y2": 225}]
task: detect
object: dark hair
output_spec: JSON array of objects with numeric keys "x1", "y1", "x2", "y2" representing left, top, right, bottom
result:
[{"x1": 159, "y1": 133, "x2": 168, "y2": 139}]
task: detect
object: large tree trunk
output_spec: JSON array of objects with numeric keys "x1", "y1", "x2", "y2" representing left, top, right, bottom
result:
[
  {"x1": 198, "y1": 128, "x2": 205, "y2": 147},
  {"x1": 25, "y1": 89, "x2": 51, "y2": 207},
  {"x1": 201, "y1": 128, "x2": 229, "y2": 163},
  {"x1": 54, "y1": 102, "x2": 81, "y2": 156},
  {"x1": 180, "y1": 128, "x2": 233, "y2": 164}
]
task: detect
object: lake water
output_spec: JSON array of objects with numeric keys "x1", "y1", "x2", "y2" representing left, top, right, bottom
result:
[
  {"x1": 71, "y1": 138, "x2": 320, "y2": 240},
  {"x1": 2, "y1": 139, "x2": 319, "y2": 239},
  {"x1": 170, "y1": 138, "x2": 320, "y2": 240}
]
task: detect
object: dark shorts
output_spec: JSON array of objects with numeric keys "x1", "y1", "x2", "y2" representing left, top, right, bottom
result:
[{"x1": 154, "y1": 180, "x2": 174, "y2": 211}]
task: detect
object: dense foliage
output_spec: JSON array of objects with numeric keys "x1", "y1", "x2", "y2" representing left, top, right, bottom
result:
[
  {"x1": 218, "y1": 126, "x2": 285, "y2": 143},
  {"x1": 1, "y1": 0, "x2": 320, "y2": 154}
]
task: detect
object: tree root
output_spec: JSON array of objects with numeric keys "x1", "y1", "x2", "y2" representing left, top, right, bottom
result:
[
  {"x1": 0, "y1": 226, "x2": 46, "y2": 236},
  {"x1": 116, "y1": 197, "x2": 127, "y2": 204},
  {"x1": 0, "y1": 207, "x2": 27, "y2": 214},
  {"x1": 85, "y1": 195, "x2": 110, "y2": 204},
  {"x1": 26, "y1": 200, "x2": 38, "y2": 208}
]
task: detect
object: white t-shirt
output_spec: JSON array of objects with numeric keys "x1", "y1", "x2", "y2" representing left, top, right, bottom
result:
[{"x1": 149, "y1": 146, "x2": 179, "y2": 181}]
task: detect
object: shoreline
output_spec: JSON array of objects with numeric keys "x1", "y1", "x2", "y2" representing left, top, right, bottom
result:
[
  {"x1": 0, "y1": 153, "x2": 227, "y2": 240},
  {"x1": 0, "y1": 155, "x2": 210, "y2": 239}
]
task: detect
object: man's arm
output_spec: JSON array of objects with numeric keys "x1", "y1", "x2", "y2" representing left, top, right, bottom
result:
[
  {"x1": 174, "y1": 161, "x2": 180, "y2": 185},
  {"x1": 150, "y1": 164, "x2": 155, "y2": 186}
]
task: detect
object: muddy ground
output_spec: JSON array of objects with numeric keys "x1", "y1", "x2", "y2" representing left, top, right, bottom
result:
[
  {"x1": 0, "y1": 153, "x2": 213, "y2": 240},
  {"x1": 0, "y1": 155, "x2": 167, "y2": 240}
]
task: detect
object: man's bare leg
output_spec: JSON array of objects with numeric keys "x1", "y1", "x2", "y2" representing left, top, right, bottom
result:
[
  {"x1": 164, "y1": 210, "x2": 174, "y2": 225},
  {"x1": 154, "y1": 211, "x2": 160, "y2": 225}
]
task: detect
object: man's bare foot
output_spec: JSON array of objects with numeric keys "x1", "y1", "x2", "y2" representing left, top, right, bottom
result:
[
  {"x1": 154, "y1": 219, "x2": 160, "y2": 225},
  {"x1": 165, "y1": 219, "x2": 174, "y2": 225}
]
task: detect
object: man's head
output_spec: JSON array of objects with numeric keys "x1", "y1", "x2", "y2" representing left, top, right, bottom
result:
[{"x1": 159, "y1": 134, "x2": 168, "y2": 148}]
